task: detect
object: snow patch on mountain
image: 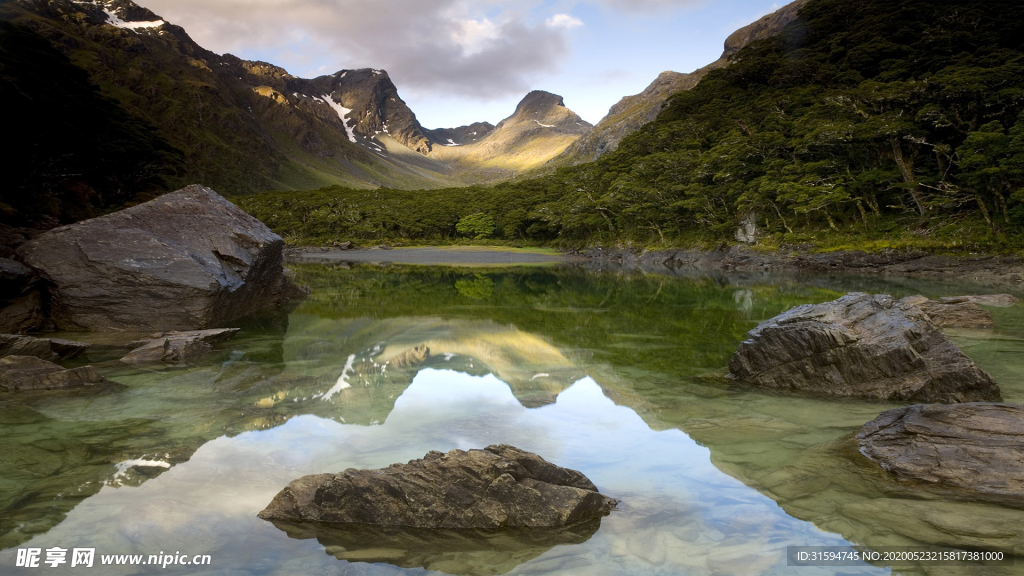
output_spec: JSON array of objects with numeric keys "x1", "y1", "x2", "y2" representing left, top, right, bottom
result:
[
  {"x1": 98, "y1": 3, "x2": 164, "y2": 31},
  {"x1": 322, "y1": 94, "x2": 358, "y2": 143}
]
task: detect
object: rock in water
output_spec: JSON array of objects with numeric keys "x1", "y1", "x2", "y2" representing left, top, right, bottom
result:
[
  {"x1": 903, "y1": 295, "x2": 994, "y2": 329},
  {"x1": 258, "y1": 444, "x2": 618, "y2": 528},
  {"x1": 958, "y1": 294, "x2": 1019, "y2": 308},
  {"x1": 18, "y1": 185, "x2": 300, "y2": 331},
  {"x1": 0, "y1": 334, "x2": 89, "y2": 362},
  {"x1": 857, "y1": 403, "x2": 1024, "y2": 506},
  {"x1": 0, "y1": 355, "x2": 105, "y2": 391},
  {"x1": 727, "y1": 292, "x2": 999, "y2": 402},
  {"x1": 120, "y1": 328, "x2": 239, "y2": 364}
]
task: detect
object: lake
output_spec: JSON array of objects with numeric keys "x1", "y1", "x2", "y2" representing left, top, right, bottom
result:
[{"x1": 2, "y1": 263, "x2": 1023, "y2": 575}]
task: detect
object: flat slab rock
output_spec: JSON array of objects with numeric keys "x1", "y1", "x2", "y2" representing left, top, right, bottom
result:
[
  {"x1": 727, "y1": 292, "x2": 999, "y2": 402},
  {"x1": 857, "y1": 403, "x2": 1024, "y2": 506},
  {"x1": 18, "y1": 185, "x2": 299, "y2": 331},
  {"x1": 120, "y1": 328, "x2": 239, "y2": 364},
  {"x1": 0, "y1": 355, "x2": 105, "y2": 392},
  {"x1": 258, "y1": 444, "x2": 618, "y2": 529}
]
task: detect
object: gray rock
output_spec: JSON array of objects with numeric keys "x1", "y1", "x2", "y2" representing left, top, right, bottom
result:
[
  {"x1": 18, "y1": 185, "x2": 302, "y2": 331},
  {"x1": 903, "y1": 295, "x2": 994, "y2": 329},
  {"x1": 857, "y1": 403, "x2": 1024, "y2": 506},
  {"x1": 0, "y1": 334, "x2": 89, "y2": 362},
  {"x1": 258, "y1": 444, "x2": 618, "y2": 529},
  {"x1": 0, "y1": 355, "x2": 105, "y2": 392},
  {"x1": 120, "y1": 328, "x2": 239, "y2": 364},
  {"x1": 727, "y1": 292, "x2": 999, "y2": 402}
]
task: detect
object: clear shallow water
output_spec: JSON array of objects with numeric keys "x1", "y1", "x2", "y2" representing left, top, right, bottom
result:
[{"x1": 2, "y1": 265, "x2": 1024, "y2": 575}]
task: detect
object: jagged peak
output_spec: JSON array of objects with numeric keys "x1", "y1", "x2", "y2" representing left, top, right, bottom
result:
[
  {"x1": 513, "y1": 90, "x2": 567, "y2": 117},
  {"x1": 723, "y1": 0, "x2": 810, "y2": 58}
]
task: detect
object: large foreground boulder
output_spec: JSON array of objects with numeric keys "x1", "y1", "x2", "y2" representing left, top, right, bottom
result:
[
  {"x1": 727, "y1": 292, "x2": 999, "y2": 402},
  {"x1": 258, "y1": 444, "x2": 618, "y2": 529},
  {"x1": 18, "y1": 185, "x2": 302, "y2": 331},
  {"x1": 0, "y1": 355, "x2": 105, "y2": 391},
  {"x1": 857, "y1": 403, "x2": 1024, "y2": 507}
]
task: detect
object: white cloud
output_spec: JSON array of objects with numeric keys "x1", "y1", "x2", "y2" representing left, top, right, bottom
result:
[
  {"x1": 134, "y1": 0, "x2": 572, "y2": 100},
  {"x1": 546, "y1": 13, "x2": 583, "y2": 29},
  {"x1": 452, "y1": 18, "x2": 501, "y2": 55}
]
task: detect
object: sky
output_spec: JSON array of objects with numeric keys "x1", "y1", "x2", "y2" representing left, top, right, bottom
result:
[{"x1": 132, "y1": 0, "x2": 790, "y2": 129}]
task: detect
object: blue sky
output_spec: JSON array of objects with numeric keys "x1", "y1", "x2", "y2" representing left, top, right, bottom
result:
[{"x1": 135, "y1": 0, "x2": 789, "y2": 128}]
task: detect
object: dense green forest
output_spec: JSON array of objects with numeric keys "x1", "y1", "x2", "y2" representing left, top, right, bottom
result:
[{"x1": 241, "y1": 0, "x2": 1024, "y2": 250}]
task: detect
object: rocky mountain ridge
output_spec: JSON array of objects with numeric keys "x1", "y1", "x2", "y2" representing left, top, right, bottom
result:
[
  {"x1": 424, "y1": 122, "x2": 496, "y2": 147},
  {"x1": 3, "y1": 0, "x2": 456, "y2": 198}
]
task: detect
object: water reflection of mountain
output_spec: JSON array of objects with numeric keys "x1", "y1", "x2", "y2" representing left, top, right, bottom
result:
[
  {"x1": 5, "y1": 265, "x2": 1023, "y2": 576},
  {"x1": 0, "y1": 313, "x2": 585, "y2": 549}
]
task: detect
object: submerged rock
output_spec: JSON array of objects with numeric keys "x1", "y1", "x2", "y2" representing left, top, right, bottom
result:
[
  {"x1": 904, "y1": 295, "x2": 994, "y2": 329},
  {"x1": 958, "y1": 294, "x2": 1019, "y2": 307},
  {"x1": 258, "y1": 444, "x2": 618, "y2": 528},
  {"x1": 120, "y1": 328, "x2": 239, "y2": 364},
  {"x1": 0, "y1": 334, "x2": 89, "y2": 362},
  {"x1": 0, "y1": 355, "x2": 105, "y2": 391},
  {"x1": 18, "y1": 185, "x2": 304, "y2": 331},
  {"x1": 856, "y1": 403, "x2": 1024, "y2": 507},
  {"x1": 727, "y1": 292, "x2": 999, "y2": 402}
]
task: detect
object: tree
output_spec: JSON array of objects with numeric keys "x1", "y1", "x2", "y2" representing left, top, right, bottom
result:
[{"x1": 456, "y1": 213, "x2": 496, "y2": 239}]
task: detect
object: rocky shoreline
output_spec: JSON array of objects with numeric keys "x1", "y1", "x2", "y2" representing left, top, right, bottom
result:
[
  {"x1": 577, "y1": 246, "x2": 1024, "y2": 287},
  {"x1": 284, "y1": 244, "x2": 1024, "y2": 288}
]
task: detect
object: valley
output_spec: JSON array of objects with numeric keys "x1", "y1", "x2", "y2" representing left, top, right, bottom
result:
[{"x1": 1, "y1": 0, "x2": 800, "y2": 223}]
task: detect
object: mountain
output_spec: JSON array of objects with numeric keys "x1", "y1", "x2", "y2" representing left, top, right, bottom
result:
[
  {"x1": 0, "y1": 0, "x2": 457, "y2": 216},
  {"x1": 249, "y1": 0, "x2": 1024, "y2": 251},
  {"x1": 285, "y1": 68, "x2": 433, "y2": 154},
  {"x1": 554, "y1": 0, "x2": 810, "y2": 166},
  {"x1": 428, "y1": 91, "x2": 592, "y2": 182}
]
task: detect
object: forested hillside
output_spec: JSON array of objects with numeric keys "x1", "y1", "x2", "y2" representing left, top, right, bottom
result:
[
  {"x1": 0, "y1": 21, "x2": 182, "y2": 225},
  {"x1": 245, "y1": 0, "x2": 1024, "y2": 250}
]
